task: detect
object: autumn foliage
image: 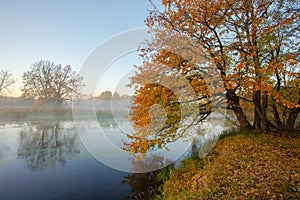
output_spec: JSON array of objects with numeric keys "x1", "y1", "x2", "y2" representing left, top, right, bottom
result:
[{"x1": 125, "y1": 0, "x2": 299, "y2": 153}]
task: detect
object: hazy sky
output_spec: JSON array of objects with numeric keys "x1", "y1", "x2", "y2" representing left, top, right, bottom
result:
[{"x1": 0, "y1": 0, "x2": 158, "y2": 96}]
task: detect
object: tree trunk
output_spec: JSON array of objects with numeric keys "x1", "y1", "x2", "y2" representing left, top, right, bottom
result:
[
  {"x1": 253, "y1": 90, "x2": 261, "y2": 130},
  {"x1": 286, "y1": 108, "x2": 300, "y2": 132},
  {"x1": 226, "y1": 89, "x2": 252, "y2": 129},
  {"x1": 261, "y1": 91, "x2": 269, "y2": 133},
  {"x1": 286, "y1": 88, "x2": 300, "y2": 132},
  {"x1": 271, "y1": 101, "x2": 283, "y2": 131},
  {"x1": 272, "y1": 70, "x2": 283, "y2": 131}
]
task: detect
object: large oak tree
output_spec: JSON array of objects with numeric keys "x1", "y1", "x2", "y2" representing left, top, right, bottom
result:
[{"x1": 125, "y1": 0, "x2": 299, "y2": 153}]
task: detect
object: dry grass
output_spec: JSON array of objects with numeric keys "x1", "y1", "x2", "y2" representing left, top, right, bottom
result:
[{"x1": 161, "y1": 132, "x2": 300, "y2": 199}]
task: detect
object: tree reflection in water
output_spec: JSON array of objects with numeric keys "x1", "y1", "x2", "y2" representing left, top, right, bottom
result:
[
  {"x1": 121, "y1": 155, "x2": 174, "y2": 199},
  {"x1": 17, "y1": 122, "x2": 79, "y2": 171}
]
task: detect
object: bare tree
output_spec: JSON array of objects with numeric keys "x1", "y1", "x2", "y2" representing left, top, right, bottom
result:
[
  {"x1": 0, "y1": 70, "x2": 16, "y2": 95},
  {"x1": 22, "y1": 60, "x2": 84, "y2": 103},
  {"x1": 22, "y1": 60, "x2": 55, "y2": 101},
  {"x1": 52, "y1": 64, "x2": 84, "y2": 103},
  {"x1": 18, "y1": 123, "x2": 79, "y2": 171}
]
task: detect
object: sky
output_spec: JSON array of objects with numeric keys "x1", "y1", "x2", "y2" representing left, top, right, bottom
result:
[{"x1": 0, "y1": 0, "x2": 159, "y2": 96}]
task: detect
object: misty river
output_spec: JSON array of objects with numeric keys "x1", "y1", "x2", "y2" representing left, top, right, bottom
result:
[
  {"x1": 0, "y1": 120, "x2": 169, "y2": 200},
  {"x1": 0, "y1": 99, "x2": 226, "y2": 200}
]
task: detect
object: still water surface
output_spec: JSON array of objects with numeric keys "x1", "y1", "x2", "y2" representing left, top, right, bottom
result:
[{"x1": 0, "y1": 121, "x2": 162, "y2": 200}]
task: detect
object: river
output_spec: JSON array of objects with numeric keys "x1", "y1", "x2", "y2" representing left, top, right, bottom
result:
[{"x1": 0, "y1": 120, "x2": 166, "y2": 200}]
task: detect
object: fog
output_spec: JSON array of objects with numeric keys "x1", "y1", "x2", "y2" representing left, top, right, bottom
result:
[{"x1": 0, "y1": 96, "x2": 132, "y2": 123}]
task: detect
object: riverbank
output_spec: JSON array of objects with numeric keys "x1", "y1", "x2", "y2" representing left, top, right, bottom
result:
[
  {"x1": 157, "y1": 131, "x2": 300, "y2": 199},
  {"x1": 0, "y1": 107, "x2": 127, "y2": 123}
]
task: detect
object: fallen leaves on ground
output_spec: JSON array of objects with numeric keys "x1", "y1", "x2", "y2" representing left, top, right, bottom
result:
[{"x1": 162, "y1": 132, "x2": 300, "y2": 199}]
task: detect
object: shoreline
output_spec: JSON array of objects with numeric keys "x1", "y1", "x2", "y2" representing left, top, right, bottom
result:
[
  {"x1": 154, "y1": 130, "x2": 300, "y2": 199},
  {"x1": 0, "y1": 107, "x2": 128, "y2": 123}
]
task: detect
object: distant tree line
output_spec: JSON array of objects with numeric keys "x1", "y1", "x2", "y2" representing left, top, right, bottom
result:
[
  {"x1": 95, "y1": 90, "x2": 131, "y2": 101},
  {"x1": 1, "y1": 60, "x2": 84, "y2": 104},
  {"x1": 0, "y1": 60, "x2": 133, "y2": 105}
]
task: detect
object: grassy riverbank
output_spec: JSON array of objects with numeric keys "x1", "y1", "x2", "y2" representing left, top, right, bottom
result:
[
  {"x1": 156, "y1": 131, "x2": 300, "y2": 199},
  {"x1": 0, "y1": 107, "x2": 127, "y2": 123},
  {"x1": 0, "y1": 107, "x2": 73, "y2": 122}
]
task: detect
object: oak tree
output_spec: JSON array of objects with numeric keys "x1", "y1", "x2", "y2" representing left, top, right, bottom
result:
[
  {"x1": 22, "y1": 60, "x2": 84, "y2": 103},
  {"x1": 125, "y1": 0, "x2": 299, "y2": 153}
]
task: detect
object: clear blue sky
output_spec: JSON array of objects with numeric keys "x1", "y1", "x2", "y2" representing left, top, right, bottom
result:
[{"x1": 0, "y1": 0, "x2": 159, "y2": 96}]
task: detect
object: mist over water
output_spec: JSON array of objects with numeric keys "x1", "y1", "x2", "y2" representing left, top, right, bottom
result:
[
  {"x1": 0, "y1": 94, "x2": 230, "y2": 199},
  {"x1": 0, "y1": 120, "x2": 157, "y2": 199}
]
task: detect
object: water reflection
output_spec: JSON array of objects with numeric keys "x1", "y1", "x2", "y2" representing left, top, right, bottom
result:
[
  {"x1": 121, "y1": 155, "x2": 174, "y2": 199},
  {"x1": 0, "y1": 142, "x2": 9, "y2": 161},
  {"x1": 17, "y1": 123, "x2": 79, "y2": 171},
  {"x1": 122, "y1": 171, "x2": 160, "y2": 199}
]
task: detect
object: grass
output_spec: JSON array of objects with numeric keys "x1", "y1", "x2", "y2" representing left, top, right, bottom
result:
[
  {"x1": 0, "y1": 107, "x2": 128, "y2": 123},
  {"x1": 0, "y1": 107, "x2": 74, "y2": 122},
  {"x1": 157, "y1": 131, "x2": 300, "y2": 199}
]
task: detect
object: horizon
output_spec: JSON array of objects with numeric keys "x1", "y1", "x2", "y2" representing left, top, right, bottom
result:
[{"x1": 0, "y1": 0, "x2": 156, "y2": 97}]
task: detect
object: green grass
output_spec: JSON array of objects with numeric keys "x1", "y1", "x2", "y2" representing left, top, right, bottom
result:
[
  {"x1": 0, "y1": 107, "x2": 127, "y2": 123},
  {"x1": 157, "y1": 131, "x2": 300, "y2": 199},
  {"x1": 0, "y1": 107, "x2": 73, "y2": 122}
]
